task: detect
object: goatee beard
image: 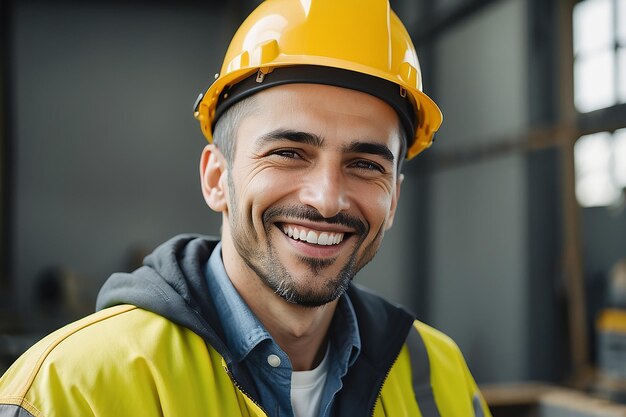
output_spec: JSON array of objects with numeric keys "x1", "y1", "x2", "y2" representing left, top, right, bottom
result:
[{"x1": 231, "y1": 204, "x2": 371, "y2": 307}]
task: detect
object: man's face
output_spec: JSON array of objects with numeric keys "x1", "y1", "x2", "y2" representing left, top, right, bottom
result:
[{"x1": 219, "y1": 83, "x2": 403, "y2": 307}]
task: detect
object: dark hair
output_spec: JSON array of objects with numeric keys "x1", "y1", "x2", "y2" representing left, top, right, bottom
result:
[{"x1": 212, "y1": 95, "x2": 258, "y2": 164}]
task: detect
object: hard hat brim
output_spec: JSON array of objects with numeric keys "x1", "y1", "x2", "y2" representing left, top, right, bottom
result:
[{"x1": 212, "y1": 65, "x2": 416, "y2": 155}]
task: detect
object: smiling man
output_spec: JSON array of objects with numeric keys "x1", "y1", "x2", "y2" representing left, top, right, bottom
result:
[
  {"x1": 215, "y1": 84, "x2": 400, "y2": 309},
  {"x1": 0, "y1": 1, "x2": 491, "y2": 416}
]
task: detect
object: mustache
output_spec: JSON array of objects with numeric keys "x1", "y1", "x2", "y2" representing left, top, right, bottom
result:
[{"x1": 263, "y1": 205, "x2": 367, "y2": 235}]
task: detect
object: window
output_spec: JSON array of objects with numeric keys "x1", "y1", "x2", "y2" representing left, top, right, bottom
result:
[
  {"x1": 573, "y1": 0, "x2": 626, "y2": 112},
  {"x1": 573, "y1": 0, "x2": 626, "y2": 207},
  {"x1": 575, "y1": 128, "x2": 626, "y2": 207}
]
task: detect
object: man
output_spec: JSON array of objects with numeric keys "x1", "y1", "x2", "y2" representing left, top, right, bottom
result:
[{"x1": 0, "y1": 0, "x2": 491, "y2": 416}]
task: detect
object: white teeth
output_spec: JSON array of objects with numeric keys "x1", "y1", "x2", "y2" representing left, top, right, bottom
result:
[{"x1": 281, "y1": 225, "x2": 344, "y2": 246}]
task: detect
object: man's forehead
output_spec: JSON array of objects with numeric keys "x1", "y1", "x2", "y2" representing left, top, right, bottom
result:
[
  {"x1": 251, "y1": 84, "x2": 401, "y2": 127},
  {"x1": 241, "y1": 83, "x2": 403, "y2": 153}
]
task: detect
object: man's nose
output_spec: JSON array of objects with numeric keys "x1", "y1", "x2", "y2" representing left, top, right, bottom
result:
[{"x1": 298, "y1": 164, "x2": 350, "y2": 218}]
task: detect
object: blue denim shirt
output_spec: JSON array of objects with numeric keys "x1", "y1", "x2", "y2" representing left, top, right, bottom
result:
[{"x1": 205, "y1": 242, "x2": 361, "y2": 417}]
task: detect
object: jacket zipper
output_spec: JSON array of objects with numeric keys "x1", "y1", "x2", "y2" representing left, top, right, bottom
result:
[
  {"x1": 223, "y1": 363, "x2": 270, "y2": 417},
  {"x1": 370, "y1": 349, "x2": 403, "y2": 417}
]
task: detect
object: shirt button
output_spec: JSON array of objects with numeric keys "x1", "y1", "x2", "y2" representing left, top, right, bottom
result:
[{"x1": 267, "y1": 354, "x2": 281, "y2": 367}]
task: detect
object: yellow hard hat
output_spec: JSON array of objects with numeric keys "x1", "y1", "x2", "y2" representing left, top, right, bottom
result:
[{"x1": 194, "y1": 0, "x2": 443, "y2": 160}]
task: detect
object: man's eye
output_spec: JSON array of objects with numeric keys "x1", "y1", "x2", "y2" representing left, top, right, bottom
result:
[
  {"x1": 272, "y1": 149, "x2": 300, "y2": 159},
  {"x1": 352, "y1": 160, "x2": 384, "y2": 172}
]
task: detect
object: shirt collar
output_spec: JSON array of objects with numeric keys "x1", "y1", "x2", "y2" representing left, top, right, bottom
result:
[
  {"x1": 206, "y1": 242, "x2": 271, "y2": 361},
  {"x1": 205, "y1": 241, "x2": 361, "y2": 366},
  {"x1": 331, "y1": 289, "x2": 361, "y2": 367}
]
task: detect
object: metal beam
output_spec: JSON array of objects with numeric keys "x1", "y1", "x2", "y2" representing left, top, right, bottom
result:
[
  {"x1": 0, "y1": 0, "x2": 15, "y2": 329},
  {"x1": 557, "y1": 0, "x2": 590, "y2": 386}
]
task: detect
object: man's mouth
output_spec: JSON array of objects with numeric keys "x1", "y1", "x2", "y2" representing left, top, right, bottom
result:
[{"x1": 281, "y1": 224, "x2": 345, "y2": 246}]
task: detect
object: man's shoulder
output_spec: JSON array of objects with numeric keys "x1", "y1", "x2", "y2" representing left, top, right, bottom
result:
[
  {"x1": 0, "y1": 307, "x2": 199, "y2": 395},
  {"x1": 0, "y1": 306, "x2": 245, "y2": 416},
  {"x1": 4, "y1": 305, "x2": 142, "y2": 373},
  {"x1": 347, "y1": 285, "x2": 472, "y2": 372},
  {"x1": 28, "y1": 306, "x2": 183, "y2": 357}
]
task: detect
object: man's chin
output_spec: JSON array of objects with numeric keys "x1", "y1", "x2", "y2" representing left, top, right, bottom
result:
[
  {"x1": 275, "y1": 285, "x2": 346, "y2": 308},
  {"x1": 270, "y1": 271, "x2": 352, "y2": 307}
]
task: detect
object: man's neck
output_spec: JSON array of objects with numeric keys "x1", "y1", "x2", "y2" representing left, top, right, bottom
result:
[{"x1": 252, "y1": 292, "x2": 336, "y2": 371}]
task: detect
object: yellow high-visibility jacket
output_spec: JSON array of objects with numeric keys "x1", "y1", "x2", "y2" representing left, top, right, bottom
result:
[{"x1": 0, "y1": 235, "x2": 491, "y2": 417}]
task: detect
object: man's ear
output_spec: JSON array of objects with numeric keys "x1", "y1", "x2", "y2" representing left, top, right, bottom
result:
[
  {"x1": 200, "y1": 144, "x2": 228, "y2": 213},
  {"x1": 384, "y1": 173, "x2": 404, "y2": 231}
]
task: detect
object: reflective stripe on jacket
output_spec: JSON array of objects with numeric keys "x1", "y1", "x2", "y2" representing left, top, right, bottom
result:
[{"x1": 0, "y1": 305, "x2": 490, "y2": 417}]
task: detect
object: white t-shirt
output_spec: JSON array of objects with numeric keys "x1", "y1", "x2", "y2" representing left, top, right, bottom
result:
[{"x1": 290, "y1": 345, "x2": 331, "y2": 417}]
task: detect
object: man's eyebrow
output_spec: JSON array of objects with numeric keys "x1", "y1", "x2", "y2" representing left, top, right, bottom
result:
[
  {"x1": 343, "y1": 141, "x2": 395, "y2": 163},
  {"x1": 256, "y1": 129, "x2": 324, "y2": 148}
]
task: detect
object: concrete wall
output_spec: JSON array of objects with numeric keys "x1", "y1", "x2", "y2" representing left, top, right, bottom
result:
[
  {"x1": 12, "y1": 1, "x2": 233, "y2": 324},
  {"x1": 427, "y1": 0, "x2": 529, "y2": 383}
]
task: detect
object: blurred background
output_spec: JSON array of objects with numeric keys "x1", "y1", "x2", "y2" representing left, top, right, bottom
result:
[{"x1": 1, "y1": 0, "x2": 626, "y2": 415}]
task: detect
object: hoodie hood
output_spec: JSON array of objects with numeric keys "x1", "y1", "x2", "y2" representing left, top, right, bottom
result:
[{"x1": 96, "y1": 234, "x2": 230, "y2": 356}]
